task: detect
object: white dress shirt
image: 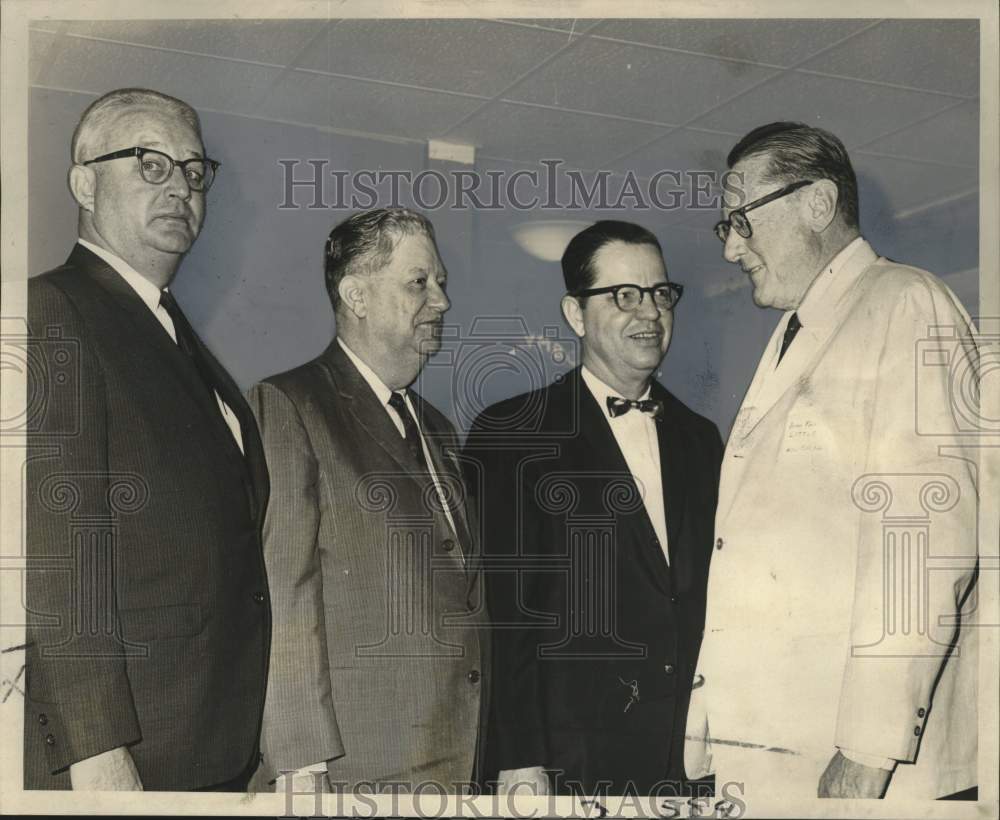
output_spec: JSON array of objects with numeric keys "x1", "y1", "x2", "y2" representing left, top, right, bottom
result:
[
  {"x1": 77, "y1": 238, "x2": 244, "y2": 453},
  {"x1": 580, "y1": 366, "x2": 669, "y2": 565}
]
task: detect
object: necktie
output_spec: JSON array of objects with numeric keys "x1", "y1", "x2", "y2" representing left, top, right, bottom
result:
[
  {"x1": 388, "y1": 391, "x2": 471, "y2": 559},
  {"x1": 606, "y1": 395, "x2": 664, "y2": 419},
  {"x1": 778, "y1": 312, "x2": 802, "y2": 364},
  {"x1": 159, "y1": 289, "x2": 223, "y2": 405},
  {"x1": 387, "y1": 391, "x2": 430, "y2": 474}
]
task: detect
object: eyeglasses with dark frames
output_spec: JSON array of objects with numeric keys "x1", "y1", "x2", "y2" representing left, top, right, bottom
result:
[
  {"x1": 81, "y1": 146, "x2": 220, "y2": 193},
  {"x1": 571, "y1": 282, "x2": 684, "y2": 312},
  {"x1": 714, "y1": 180, "x2": 813, "y2": 243}
]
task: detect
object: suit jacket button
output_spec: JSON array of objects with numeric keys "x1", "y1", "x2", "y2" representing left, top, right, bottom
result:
[
  {"x1": 913, "y1": 726, "x2": 921, "y2": 736},
  {"x1": 253, "y1": 591, "x2": 265, "y2": 604},
  {"x1": 917, "y1": 707, "x2": 926, "y2": 718},
  {"x1": 715, "y1": 538, "x2": 724, "y2": 550},
  {"x1": 664, "y1": 664, "x2": 675, "y2": 675},
  {"x1": 670, "y1": 594, "x2": 678, "y2": 605},
  {"x1": 442, "y1": 539, "x2": 455, "y2": 552},
  {"x1": 38, "y1": 714, "x2": 48, "y2": 726},
  {"x1": 467, "y1": 669, "x2": 480, "y2": 684},
  {"x1": 45, "y1": 734, "x2": 55, "y2": 746}
]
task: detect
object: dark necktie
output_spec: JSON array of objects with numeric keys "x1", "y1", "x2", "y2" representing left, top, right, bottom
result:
[
  {"x1": 387, "y1": 390, "x2": 430, "y2": 474},
  {"x1": 159, "y1": 289, "x2": 223, "y2": 406},
  {"x1": 778, "y1": 312, "x2": 802, "y2": 364},
  {"x1": 388, "y1": 391, "x2": 471, "y2": 558},
  {"x1": 606, "y1": 395, "x2": 664, "y2": 419}
]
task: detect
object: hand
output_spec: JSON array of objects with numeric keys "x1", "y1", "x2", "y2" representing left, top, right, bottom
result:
[
  {"x1": 69, "y1": 746, "x2": 143, "y2": 791},
  {"x1": 818, "y1": 751, "x2": 891, "y2": 798},
  {"x1": 497, "y1": 766, "x2": 549, "y2": 796}
]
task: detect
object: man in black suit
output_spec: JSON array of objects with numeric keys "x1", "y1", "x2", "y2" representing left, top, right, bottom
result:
[
  {"x1": 24, "y1": 87, "x2": 270, "y2": 791},
  {"x1": 464, "y1": 220, "x2": 723, "y2": 797}
]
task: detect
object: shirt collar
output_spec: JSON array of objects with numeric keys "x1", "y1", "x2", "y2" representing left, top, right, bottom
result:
[
  {"x1": 581, "y1": 366, "x2": 652, "y2": 420},
  {"x1": 77, "y1": 237, "x2": 164, "y2": 313},
  {"x1": 793, "y1": 236, "x2": 865, "y2": 331},
  {"x1": 337, "y1": 337, "x2": 397, "y2": 406}
]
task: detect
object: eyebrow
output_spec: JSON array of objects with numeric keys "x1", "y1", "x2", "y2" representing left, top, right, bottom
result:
[{"x1": 133, "y1": 137, "x2": 204, "y2": 159}]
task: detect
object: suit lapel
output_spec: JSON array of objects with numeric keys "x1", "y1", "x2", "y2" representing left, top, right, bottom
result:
[
  {"x1": 732, "y1": 240, "x2": 879, "y2": 442},
  {"x1": 320, "y1": 341, "x2": 418, "y2": 478},
  {"x1": 651, "y1": 385, "x2": 685, "y2": 569},
  {"x1": 70, "y1": 245, "x2": 261, "y2": 517},
  {"x1": 414, "y1": 398, "x2": 475, "y2": 555},
  {"x1": 572, "y1": 371, "x2": 672, "y2": 596},
  {"x1": 74, "y1": 246, "x2": 241, "y2": 451}
]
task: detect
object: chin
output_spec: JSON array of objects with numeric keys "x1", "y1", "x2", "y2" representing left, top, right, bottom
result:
[
  {"x1": 415, "y1": 340, "x2": 442, "y2": 358},
  {"x1": 151, "y1": 236, "x2": 195, "y2": 255}
]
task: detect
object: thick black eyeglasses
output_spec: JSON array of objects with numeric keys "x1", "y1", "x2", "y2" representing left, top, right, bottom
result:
[
  {"x1": 81, "y1": 146, "x2": 220, "y2": 192},
  {"x1": 714, "y1": 180, "x2": 813, "y2": 242},
  {"x1": 571, "y1": 282, "x2": 684, "y2": 312}
]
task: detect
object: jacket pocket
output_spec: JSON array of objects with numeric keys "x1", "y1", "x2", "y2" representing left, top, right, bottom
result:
[{"x1": 118, "y1": 603, "x2": 203, "y2": 640}]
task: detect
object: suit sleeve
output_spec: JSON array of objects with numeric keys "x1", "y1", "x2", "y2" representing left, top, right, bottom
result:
[
  {"x1": 463, "y1": 417, "x2": 549, "y2": 776},
  {"x1": 25, "y1": 279, "x2": 142, "y2": 773},
  {"x1": 833, "y1": 278, "x2": 979, "y2": 761},
  {"x1": 247, "y1": 381, "x2": 344, "y2": 778}
]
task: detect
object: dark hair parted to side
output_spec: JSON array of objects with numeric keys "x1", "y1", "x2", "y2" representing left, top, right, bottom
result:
[
  {"x1": 324, "y1": 208, "x2": 437, "y2": 311},
  {"x1": 727, "y1": 121, "x2": 860, "y2": 230},
  {"x1": 561, "y1": 220, "x2": 665, "y2": 295}
]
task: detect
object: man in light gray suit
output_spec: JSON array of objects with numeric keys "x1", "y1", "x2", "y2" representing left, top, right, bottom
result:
[{"x1": 248, "y1": 208, "x2": 487, "y2": 794}]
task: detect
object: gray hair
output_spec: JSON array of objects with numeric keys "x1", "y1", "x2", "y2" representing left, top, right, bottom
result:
[{"x1": 71, "y1": 88, "x2": 202, "y2": 164}]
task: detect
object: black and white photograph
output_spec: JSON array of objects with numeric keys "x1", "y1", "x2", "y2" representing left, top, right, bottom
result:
[{"x1": 1, "y1": 1, "x2": 997, "y2": 817}]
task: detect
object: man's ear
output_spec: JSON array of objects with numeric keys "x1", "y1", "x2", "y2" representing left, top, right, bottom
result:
[
  {"x1": 69, "y1": 164, "x2": 97, "y2": 213},
  {"x1": 338, "y1": 274, "x2": 367, "y2": 319},
  {"x1": 561, "y1": 294, "x2": 586, "y2": 339},
  {"x1": 806, "y1": 179, "x2": 839, "y2": 233}
]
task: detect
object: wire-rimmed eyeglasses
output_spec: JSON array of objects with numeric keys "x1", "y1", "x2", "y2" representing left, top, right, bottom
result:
[
  {"x1": 571, "y1": 282, "x2": 684, "y2": 312},
  {"x1": 81, "y1": 146, "x2": 220, "y2": 193},
  {"x1": 714, "y1": 180, "x2": 813, "y2": 242}
]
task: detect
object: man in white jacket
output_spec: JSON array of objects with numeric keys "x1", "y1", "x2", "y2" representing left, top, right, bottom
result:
[{"x1": 687, "y1": 121, "x2": 980, "y2": 802}]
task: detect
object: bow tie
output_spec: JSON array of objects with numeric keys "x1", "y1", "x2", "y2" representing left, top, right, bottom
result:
[{"x1": 606, "y1": 395, "x2": 663, "y2": 419}]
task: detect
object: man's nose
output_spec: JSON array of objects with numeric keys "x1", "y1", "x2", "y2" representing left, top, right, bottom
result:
[
  {"x1": 722, "y1": 229, "x2": 745, "y2": 264},
  {"x1": 163, "y1": 164, "x2": 193, "y2": 200},
  {"x1": 636, "y1": 291, "x2": 662, "y2": 319},
  {"x1": 428, "y1": 279, "x2": 450, "y2": 313}
]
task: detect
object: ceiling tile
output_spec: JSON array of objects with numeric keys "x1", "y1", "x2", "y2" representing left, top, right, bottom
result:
[
  {"x1": 449, "y1": 102, "x2": 670, "y2": 168},
  {"x1": 294, "y1": 19, "x2": 569, "y2": 97},
  {"x1": 508, "y1": 38, "x2": 777, "y2": 125},
  {"x1": 800, "y1": 19, "x2": 978, "y2": 97},
  {"x1": 596, "y1": 19, "x2": 872, "y2": 68},
  {"x1": 254, "y1": 70, "x2": 482, "y2": 138},
  {"x1": 30, "y1": 30, "x2": 282, "y2": 117},
  {"x1": 37, "y1": 19, "x2": 322, "y2": 66},
  {"x1": 609, "y1": 127, "x2": 738, "y2": 180},
  {"x1": 693, "y1": 70, "x2": 959, "y2": 147},
  {"x1": 858, "y1": 101, "x2": 979, "y2": 167},
  {"x1": 854, "y1": 153, "x2": 978, "y2": 218}
]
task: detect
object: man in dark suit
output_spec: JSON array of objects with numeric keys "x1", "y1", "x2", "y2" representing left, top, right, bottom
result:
[
  {"x1": 464, "y1": 220, "x2": 723, "y2": 797},
  {"x1": 24, "y1": 88, "x2": 270, "y2": 791},
  {"x1": 248, "y1": 208, "x2": 486, "y2": 794}
]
